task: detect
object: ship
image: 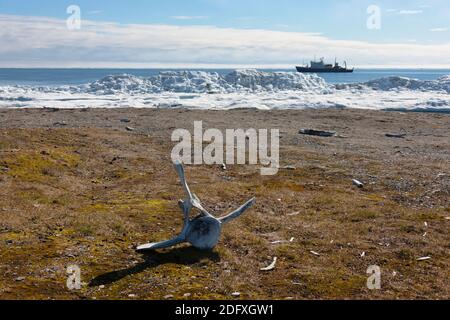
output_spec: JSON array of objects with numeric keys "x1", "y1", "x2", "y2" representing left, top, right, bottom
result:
[{"x1": 296, "y1": 58, "x2": 354, "y2": 73}]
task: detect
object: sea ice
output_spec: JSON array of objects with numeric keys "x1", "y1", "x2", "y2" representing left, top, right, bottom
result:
[{"x1": 0, "y1": 70, "x2": 449, "y2": 112}]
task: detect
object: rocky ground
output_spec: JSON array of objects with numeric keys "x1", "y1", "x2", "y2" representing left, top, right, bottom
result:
[{"x1": 0, "y1": 108, "x2": 449, "y2": 300}]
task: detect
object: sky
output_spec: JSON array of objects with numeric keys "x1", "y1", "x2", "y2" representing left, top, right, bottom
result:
[{"x1": 0, "y1": 0, "x2": 449, "y2": 68}]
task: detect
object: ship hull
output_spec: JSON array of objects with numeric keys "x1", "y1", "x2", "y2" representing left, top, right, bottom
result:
[{"x1": 296, "y1": 67, "x2": 354, "y2": 73}]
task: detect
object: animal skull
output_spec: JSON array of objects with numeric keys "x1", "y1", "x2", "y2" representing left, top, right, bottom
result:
[{"x1": 136, "y1": 161, "x2": 255, "y2": 251}]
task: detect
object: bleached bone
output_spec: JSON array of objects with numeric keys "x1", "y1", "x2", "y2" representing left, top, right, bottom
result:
[
  {"x1": 137, "y1": 161, "x2": 255, "y2": 251},
  {"x1": 260, "y1": 257, "x2": 277, "y2": 271}
]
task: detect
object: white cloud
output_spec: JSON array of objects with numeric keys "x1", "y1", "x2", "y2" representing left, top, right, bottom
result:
[
  {"x1": 398, "y1": 10, "x2": 423, "y2": 15},
  {"x1": 430, "y1": 28, "x2": 448, "y2": 32},
  {"x1": 0, "y1": 14, "x2": 449, "y2": 68}
]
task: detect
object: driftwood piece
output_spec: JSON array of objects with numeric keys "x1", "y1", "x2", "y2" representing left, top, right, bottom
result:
[
  {"x1": 385, "y1": 133, "x2": 407, "y2": 139},
  {"x1": 299, "y1": 129, "x2": 336, "y2": 137},
  {"x1": 136, "y1": 161, "x2": 255, "y2": 252}
]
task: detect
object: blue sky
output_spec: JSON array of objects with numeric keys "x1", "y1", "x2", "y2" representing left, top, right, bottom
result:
[{"x1": 0, "y1": 0, "x2": 449, "y2": 67}]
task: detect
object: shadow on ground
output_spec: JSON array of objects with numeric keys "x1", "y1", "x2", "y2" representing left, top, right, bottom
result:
[{"x1": 89, "y1": 246, "x2": 220, "y2": 287}]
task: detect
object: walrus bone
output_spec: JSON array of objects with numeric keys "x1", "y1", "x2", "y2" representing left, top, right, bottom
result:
[{"x1": 137, "y1": 161, "x2": 255, "y2": 251}]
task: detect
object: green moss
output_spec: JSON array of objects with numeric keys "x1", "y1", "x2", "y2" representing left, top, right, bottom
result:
[
  {"x1": 400, "y1": 225, "x2": 418, "y2": 234},
  {"x1": 276, "y1": 244, "x2": 300, "y2": 261},
  {"x1": 396, "y1": 249, "x2": 414, "y2": 261},
  {"x1": 81, "y1": 203, "x2": 110, "y2": 213},
  {"x1": 16, "y1": 188, "x2": 52, "y2": 205},
  {"x1": 142, "y1": 199, "x2": 169, "y2": 211},
  {"x1": 2, "y1": 149, "x2": 80, "y2": 182},
  {"x1": 76, "y1": 224, "x2": 95, "y2": 237},
  {"x1": 110, "y1": 169, "x2": 129, "y2": 179},
  {"x1": 302, "y1": 272, "x2": 366, "y2": 297},
  {"x1": 364, "y1": 194, "x2": 386, "y2": 202},
  {"x1": 0, "y1": 140, "x2": 9, "y2": 150},
  {"x1": 0, "y1": 231, "x2": 28, "y2": 242},
  {"x1": 351, "y1": 210, "x2": 378, "y2": 221},
  {"x1": 255, "y1": 179, "x2": 305, "y2": 193},
  {"x1": 417, "y1": 211, "x2": 440, "y2": 221},
  {"x1": 310, "y1": 194, "x2": 337, "y2": 207}
]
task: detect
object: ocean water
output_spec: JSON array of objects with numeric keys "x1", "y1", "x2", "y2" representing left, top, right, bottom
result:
[{"x1": 0, "y1": 68, "x2": 449, "y2": 86}]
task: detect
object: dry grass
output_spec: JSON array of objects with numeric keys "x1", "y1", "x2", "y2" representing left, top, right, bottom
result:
[{"x1": 0, "y1": 120, "x2": 448, "y2": 300}]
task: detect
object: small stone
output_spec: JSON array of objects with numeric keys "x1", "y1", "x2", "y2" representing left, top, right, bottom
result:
[
  {"x1": 183, "y1": 293, "x2": 191, "y2": 298},
  {"x1": 231, "y1": 292, "x2": 240, "y2": 297},
  {"x1": 221, "y1": 164, "x2": 227, "y2": 170},
  {"x1": 120, "y1": 118, "x2": 131, "y2": 123},
  {"x1": 310, "y1": 250, "x2": 320, "y2": 256},
  {"x1": 99, "y1": 285, "x2": 105, "y2": 289},
  {"x1": 128, "y1": 294, "x2": 137, "y2": 298},
  {"x1": 15, "y1": 276, "x2": 25, "y2": 281},
  {"x1": 164, "y1": 294, "x2": 174, "y2": 299},
  {"x1": 125, "y1": 126, "x2": 135, "y2": 132}
]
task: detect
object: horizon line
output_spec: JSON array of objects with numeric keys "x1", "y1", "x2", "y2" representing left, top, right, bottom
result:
[{"x1": 1, "y1": 64, "x2": 450, "y2": 70}]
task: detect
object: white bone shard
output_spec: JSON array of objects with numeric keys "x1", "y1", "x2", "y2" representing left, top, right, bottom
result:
[{"x1": 260, "y1": 257, "x2": 278, "y2": 271}]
